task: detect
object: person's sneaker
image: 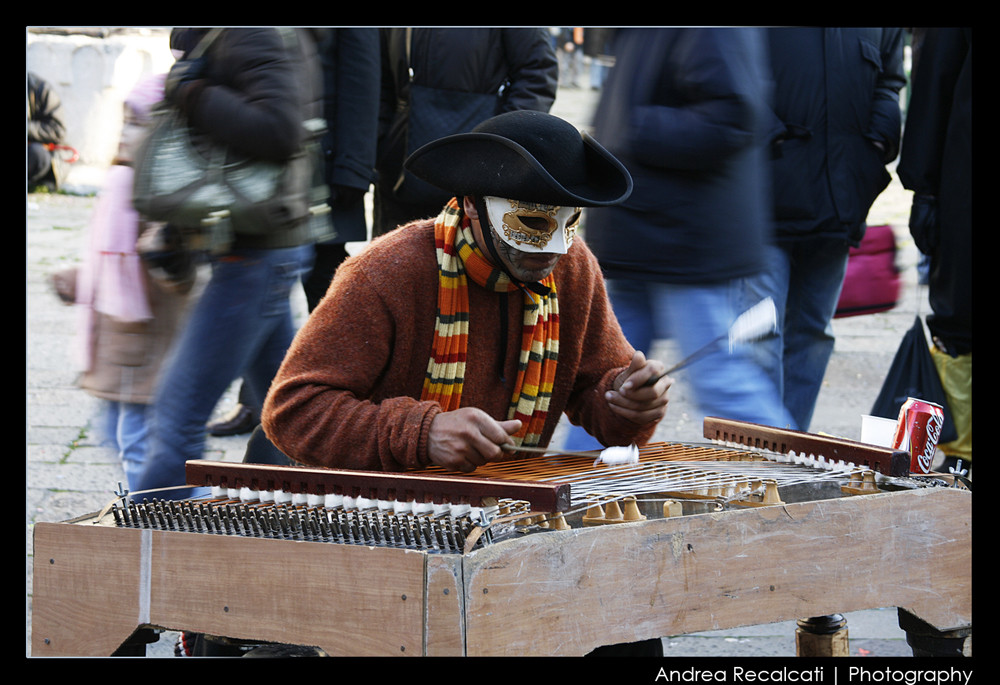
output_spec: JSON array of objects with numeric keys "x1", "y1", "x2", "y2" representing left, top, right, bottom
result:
[{"x1": 207, "y1": 404, "x2": 259, "y2": 436}]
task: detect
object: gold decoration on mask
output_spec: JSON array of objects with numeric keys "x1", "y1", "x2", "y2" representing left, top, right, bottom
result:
[{"x1": 496, "y1": 199, "x2": 582, "y2": 250}]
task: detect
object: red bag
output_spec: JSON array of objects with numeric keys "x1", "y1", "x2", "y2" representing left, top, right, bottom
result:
[{"x1": 835, "y1": 224, "x2": 901, "y2": 318}]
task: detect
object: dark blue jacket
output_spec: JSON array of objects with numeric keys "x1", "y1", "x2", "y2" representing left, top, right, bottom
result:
[
  {"x1": 320, "y1": 28, "x2": 380, "y2": 244},
  {"x1": 763, "y1": 28, "x2": 905, "y2": 246},
  {"x1": 585, "y1": 28, "x2": 773, "y2": 284}
]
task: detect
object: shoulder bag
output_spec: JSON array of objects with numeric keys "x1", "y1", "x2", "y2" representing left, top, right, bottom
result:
[{"x1": 132, "y1": 28, "x2": 325, "y2": 248}]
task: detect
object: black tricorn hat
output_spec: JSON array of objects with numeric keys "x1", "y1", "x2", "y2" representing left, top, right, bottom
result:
[{"x1": 403, "y1": 110, "x2": 633, "y2": 207}]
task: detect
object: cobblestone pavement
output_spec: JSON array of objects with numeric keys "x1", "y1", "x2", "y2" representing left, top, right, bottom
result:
[{"x1": 27, "y1": 85, "x2": 930, "y2": 658}]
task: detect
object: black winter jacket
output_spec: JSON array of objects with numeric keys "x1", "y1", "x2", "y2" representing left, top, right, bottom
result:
[
  {"x1": 897, "y1": 28, "x2": 972, "y2": 353},
  {"x1": 377, "y1": 27, "x2": 558, "y2": 139},
  {"x1": 27, "y1": 71, "x2": 66, "y2": 145},
  {"x1": 585, "y1": 28, "x2": 774, "y2": 284},
  {"x1": 763, "y1": 28, "x2": 905, "y2": 246},
  {"x1": 171, "y1": 27, "x2": 326, "y2": 248},
  {"x1": 319, "y1": 28, "x2": 380, "y2": 244},
  {"x1": 374, "y1": 27, "x2": 558, "y2": 225}
]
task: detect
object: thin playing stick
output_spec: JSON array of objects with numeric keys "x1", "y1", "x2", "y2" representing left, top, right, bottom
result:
[
  {"x1": 501, "y1": 443, "x2": 640, "y2": 466},
  {"x1": 644, "y1": 297, "x2": 778, "y2": 385}
]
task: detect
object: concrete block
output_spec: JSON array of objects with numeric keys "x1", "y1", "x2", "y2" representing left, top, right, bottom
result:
[{"x1": 27, "y1": 27, "x2": 174, "y2": 193}]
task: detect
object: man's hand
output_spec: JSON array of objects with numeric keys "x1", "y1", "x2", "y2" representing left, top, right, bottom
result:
[
  {"x1": 606, "y1": 350, "x2": 671, "y2": 425},
  {"x1": 908, "y1": 193, "x2": 940, "y2": 255},
  {"x1": 428, "y1": 408, "x2": 522, "y2": 473}
]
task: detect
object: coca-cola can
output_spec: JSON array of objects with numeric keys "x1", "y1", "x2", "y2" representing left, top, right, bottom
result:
[{"x1": 891, "y1": 397, "x2": 945, "y2": 474}]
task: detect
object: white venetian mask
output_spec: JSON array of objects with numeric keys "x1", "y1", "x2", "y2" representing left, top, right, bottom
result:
[{"x1": 483, "y1": 196, "x2": 582, "y2": 254}]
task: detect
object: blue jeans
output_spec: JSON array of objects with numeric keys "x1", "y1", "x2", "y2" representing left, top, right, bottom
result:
[
  {"x1": 136, "y1": 245, "x2": 313, "y2": 499},
  {"x1": 563, "y1": 277, "x2": 794, "y2": 451},
  {"x1": 100, "y1": 400, "x2": 152, "y2": 493},
  {"x1": 747, "y1": 239, "x2": 850, "y2": 432}
]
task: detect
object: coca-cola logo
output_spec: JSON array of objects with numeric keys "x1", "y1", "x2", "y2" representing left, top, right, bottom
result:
[
  {"x1": 918, "y1": 414, "x2": 944, "y2": 470},
  {"x1": 926, "y1": 413, "x2": 943, "y2": 443}
]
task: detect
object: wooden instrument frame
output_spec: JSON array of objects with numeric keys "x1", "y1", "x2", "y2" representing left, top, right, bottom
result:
[
  {"x1": 31, "y1": 484, "x2": 970, "y2": 656},
  {"x1": 184, "y1": 459, "x2": 572, "y2": 513},
  {"x1": 703, "y1": 417, "x2": 912, "y2": 476}
]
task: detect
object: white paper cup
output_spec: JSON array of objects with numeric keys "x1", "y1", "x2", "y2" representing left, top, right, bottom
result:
[{"x1": 861, "y1": 415, "x2": 897, "y2": 447}]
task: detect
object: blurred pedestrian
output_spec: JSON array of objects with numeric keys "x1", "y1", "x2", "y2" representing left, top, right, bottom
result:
[
  {"x1": 584, "y1": 27, "x2": 615, "y2": 90},
  {"x1": 49, "y1": 73, "x2": 193, "y2": 492},
  {"x1": 301, "y1": 28, "x2": 380, "y2": 312},
  {"x1": 207, "y1": 28, "x2": 381, "y2": 438},
  {"x1": 563, "y1": 27, "x2": 793, "y2": 451},
  {"x1": 27, "y1": 71, "x2": 67, "y2": 191},
  {"x1": 557, "y1": 27, "x2": 584, "y2": 87},
  {"x1": 908, "y1": 28, "x2": 933, "y2": 286},
  {"x1": 750, "y1": 28, "x2": 906, "y2": 431},
  {"x1": 135, "y1": 28, "x2": 325, "y2": 498},
  {"x1": 372, "y1": 27, "x2": 558, "y2": 236},
  {"x1": 897, "y1": 27, "x2": 972, "y2": 473}
]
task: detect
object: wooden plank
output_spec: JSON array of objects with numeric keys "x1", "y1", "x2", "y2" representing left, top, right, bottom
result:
[
  {"x1": 186, "y1": 460, "x2": 571, "y2": 512},
  {"x1": 704, "y1": 417, "x2": 910, "y2": 476},
  {"x1": 32, "y1": 520, "x2": 431, "y2": 656},
  {"x1": 32, "y1": 523, "x2": 147, "y2": 656},
  {"x1": 461, "y1": 487, "x2": 971, "y2": 656},
  {"x1": 424, "y1": 554, "x2": 465, "y2": 656},
  {"x1": 147, "y1": 530, "x2": 427, "y2": 656}
]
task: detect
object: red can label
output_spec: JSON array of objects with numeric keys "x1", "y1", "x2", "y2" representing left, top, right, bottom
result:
[{"x1": 891, "y1": 397, "x2": 945, "y2": 474}]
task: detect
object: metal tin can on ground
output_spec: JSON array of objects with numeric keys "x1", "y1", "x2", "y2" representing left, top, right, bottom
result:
[{"x1": 891, "y1": 397, "x2": 945, "y2": 474}]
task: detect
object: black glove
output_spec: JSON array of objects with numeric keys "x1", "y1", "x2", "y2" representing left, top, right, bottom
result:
[{"x1": 908, "y1": 193, "x2": 940, "y2": 255}]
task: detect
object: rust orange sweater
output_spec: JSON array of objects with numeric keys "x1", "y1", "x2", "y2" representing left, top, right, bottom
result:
[{"x1": 262, "y1": 219, "x2": 657, "y2": 471}]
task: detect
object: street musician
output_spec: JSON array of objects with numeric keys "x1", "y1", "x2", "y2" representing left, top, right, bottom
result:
[{"x1": 262, "y1": 110, "x2": 671, "y2": 481}]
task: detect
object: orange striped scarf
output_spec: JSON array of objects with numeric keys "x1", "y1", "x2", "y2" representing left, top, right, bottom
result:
[{"x1": 422, "y1": 199, "x2": 559, "y2": 447}]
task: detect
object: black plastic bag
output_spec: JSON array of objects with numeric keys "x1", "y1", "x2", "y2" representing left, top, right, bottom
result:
[{"x1": 870, "y1": 316, "x2": 958, "y2": 444}]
